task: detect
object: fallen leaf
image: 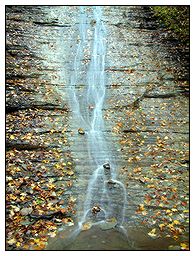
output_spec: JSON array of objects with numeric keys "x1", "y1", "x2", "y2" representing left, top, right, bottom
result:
[
  {"x1": 62, "y1": 217, "x2": 73, "y2": 224},
  {"x1": 7, "y1": 238, "x2": 17, "y2": 245},
  {"x1": 66, "y1": 170, "x2": 74, "y2": 176},
  {"x1": 117, "y1": 122, "x2": 123, "y2": 128},
  {"x1": 16, "y1": 242, "x2": 21, "y2": 247},
  {"x1": 148, "y1": 228, "x2": 157, "y2": 238},
  {"x1": 78, "y1": 128, "x2": 85, "y2": 135},
  {"x1": 42, "y1": 159, "x2": 50, "y2": 163},
  {"x1": 159, "y1": 223, "x2": 165, "y2": 231},
  {"x1": 10, "y1": 135, "x2": 15, "y2": 140},
  {"x1": 66, "y1": 180, "x2": 73, "y2": 187},
  {"x1": 173, "y1": 220, "x2": 180, "y2": 225},
  {"x1": 180, "y1": 242, "x2": 189, "y2": 250},
  {"x1": 48, "y1": 231, "x2": 57, "y2": 238},
  {"x1": 167, "y1": 223, "x2": 175, "y2": 231},
  {"x1": 47, "y1": 183, "x2": 56, "y2": 189},
  {"x1": 54, "y1": 163, "x2": 62, "y2": 169},
  {"x1": 133, "y1": 167, "x2": 142, "y2": 173},
  {"x1": 59, "y1": 208, "x2": 67, "y2": 213},
  {"x1": 82, "y1": 222, "x2": 92, "y2": 231},
  {"x1": 138, "y1": 204, "x2": 145, "y2": 211}
]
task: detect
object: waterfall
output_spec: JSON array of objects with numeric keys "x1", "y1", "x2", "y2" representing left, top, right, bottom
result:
[{"x1": 69, "y1": 6, "x2": 127, "y2": 231}]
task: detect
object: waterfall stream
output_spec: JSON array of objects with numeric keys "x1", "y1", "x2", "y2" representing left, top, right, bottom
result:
[
  {"x1": 6, "y1": 5, "x2": 189, "y2": 251},
  {"x1": 69, "y1": 6, "x2": 127, "y2": 233}
]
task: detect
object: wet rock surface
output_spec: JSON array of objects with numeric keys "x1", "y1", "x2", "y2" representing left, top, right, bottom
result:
[
  {"x1": 6, "y1": 6, "x2": 189, "y2": 250},
  {"x1": 103, "y1": 163, "x2": 111, "y2": 169}
]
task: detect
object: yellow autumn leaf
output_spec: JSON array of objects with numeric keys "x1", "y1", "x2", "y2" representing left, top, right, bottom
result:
[
  {"x1": 180, "y1": 243, "x2": 188, "y2": 250},
  {"x1": 47, "y1": 183, "x2": 56, "y2": 189},
  {"x1": 167, "y1": 223, "x2": 175, "y2": 231},
  {"x1": 62, "y1": 217, "x2": 74, "y2": 226},
  {"x1": 117, "y1": 122, "x2": 123, "y2": 128},
  {"x1": 66, "y1": 180, "x2": 73, "y2": 187},
  {"x1": 62, "y1": 128, "x2": 66, "y2": 133},
  {"x1": 147, "y1": 184, "x2": 155, "y2": 188},
  {"x1": 7, "y1": 238, "x2": 17, "y2": 245},
  {"x1": 23, "y1": 244, "x2": 29, "y2": 250},
  {"x1": 133, "y1": 167, "x2": 142, "y2": 173},
  {"x1": 173, "y1": 220, "x2": 180, "y2": 225},
  {"x1": 16, "y1": 242, "x2": 21, "y2": 247},
  {"x1": 42, "y1": 159, "x2": 50, "y2": 163},
  {"x1": 161, "y1": 196, "x2": 167, "y2": 201},
  {"x1": 159, "y1": 223, "x2": 165, "y2": 231},
  {"x1": 66, "y1": 170, "x2": 74, "y2": 176},
  {"x1": 48, "y1": 231, "x2": 57, "y2": 238},
  {"x1": 20, "y1": 196, "x2": 26, "y2": 201},
  {"x1": 33, "y1": 238, "x2": 41, "y2": 244},
  {"x1": 33, "y1": 242, "x2": 46, "y2": 250},
  {"x1": 82, "y1": 222, "x2": 92, "y2": 231},
  {"x1": 10, "y1": 135, "x2": 15, "y2": 140},
  {"x1": 62, "y1": 217, "x2": 73, "y2": 223},
  {"x1": 10, "y1": 194, "x2": 17, "y2": 200},
  {"x1": 54, "y1": 163, "x2": 61, "y2": 169},
  {"x1": 138, "y1": 204, "x2": 145, "y2": 211},
  {"x1": 141, "y1": 210, "x2": 148, "y2": 216},
  {"x1": 69, "y1": 196, "x2": 76, "y2": 203},
  {"x1": 148, "y1": 228, "x2": 157, "y2": 238}
]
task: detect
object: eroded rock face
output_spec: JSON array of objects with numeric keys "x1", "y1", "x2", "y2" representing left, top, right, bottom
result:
[{"x1": 6, "y1": 6, "x2": 189, "y2": 250}]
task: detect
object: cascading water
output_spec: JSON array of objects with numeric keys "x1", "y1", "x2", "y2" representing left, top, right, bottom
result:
[{"x1": 69, "y1": 6, "x2": 127, "y2": 234}]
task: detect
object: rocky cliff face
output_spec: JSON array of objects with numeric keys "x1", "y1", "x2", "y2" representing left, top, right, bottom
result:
[{"x1": 6, "y1": 6, "x2": 189, "y2": 250}]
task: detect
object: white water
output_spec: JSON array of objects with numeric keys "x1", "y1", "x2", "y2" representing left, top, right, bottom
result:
[{"x1": 69, "y1": 6, "x2": 127, "y2": 231}]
